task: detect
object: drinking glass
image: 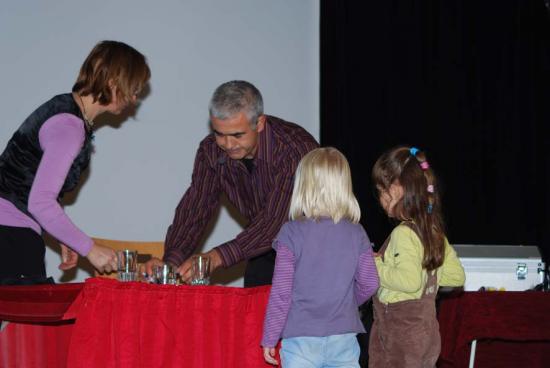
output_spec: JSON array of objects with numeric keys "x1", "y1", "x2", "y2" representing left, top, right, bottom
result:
[
  {"x1": 191, "y1": 255, "x2": 210, "y2": 285},
  {"x1": 117, "y1": 250, "x2": 138, "y2": 282}
]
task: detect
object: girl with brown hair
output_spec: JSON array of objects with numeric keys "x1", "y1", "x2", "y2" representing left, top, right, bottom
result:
[{"x1": 369, "y1": 146, "x2": 465, "y2": 367}]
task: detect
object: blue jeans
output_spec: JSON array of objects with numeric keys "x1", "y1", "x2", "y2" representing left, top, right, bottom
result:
[{"x1": 280, "y1": 333, "x2": 360, "y2": 368}]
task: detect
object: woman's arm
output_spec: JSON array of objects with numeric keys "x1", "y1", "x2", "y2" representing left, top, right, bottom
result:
[{"x1": 28, "y1": 113, "x2": 93, "y2": 256}]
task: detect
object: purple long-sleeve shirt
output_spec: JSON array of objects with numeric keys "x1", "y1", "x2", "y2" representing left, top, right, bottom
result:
[
  {"x1": 261, "y1": 218, "x2": 379, "y2": 347},
  {"x1": 0, "y1": 113, "x2": 93, "y2": 255}
]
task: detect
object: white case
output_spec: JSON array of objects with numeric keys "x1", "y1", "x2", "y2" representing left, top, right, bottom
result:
[{"x1": 453, "y1": 244, "x2": 545, "y2": 291}]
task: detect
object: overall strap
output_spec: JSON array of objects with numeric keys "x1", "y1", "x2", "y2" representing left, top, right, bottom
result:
[
  {"x1": 377, "y1": 234, "x2": 392, "y2": 259},
  {"x1": 377, "y1": 221, "x2": 415, "y2": 258}
]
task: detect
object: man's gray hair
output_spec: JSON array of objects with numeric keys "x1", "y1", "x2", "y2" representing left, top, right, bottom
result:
[{"x1": 209, "y1": 80, "x2": 264, "y2": 127}]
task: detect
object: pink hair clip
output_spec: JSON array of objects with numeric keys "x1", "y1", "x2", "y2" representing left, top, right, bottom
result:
[
  {"x1": 420, "y1": 161, "x2": 430, "y2": 170},
  {"x1": 427, "y1": 185, "x2": 434, "y2": 193}
]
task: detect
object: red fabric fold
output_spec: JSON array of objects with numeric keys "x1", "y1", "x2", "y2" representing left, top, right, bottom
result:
[
  {"x1": 0, "y1": 283, "x2": 83, "y2": 322},
  {"x1": 67, "y1": 278, "x2": 276, "y2": 368},
  {"x1": 438, "y1": 291, "x2": 550, "y2": 368}
]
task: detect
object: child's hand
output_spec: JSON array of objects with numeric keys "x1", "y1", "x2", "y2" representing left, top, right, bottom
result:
[
  {"x1": 263, "y1": 347, "x2": 278, "y2": 365},
  {"x1": 373, "y1": 251, "x2": 381, "y2": 257}
]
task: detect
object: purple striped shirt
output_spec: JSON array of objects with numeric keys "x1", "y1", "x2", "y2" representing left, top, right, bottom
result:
[
  {"x1": 163, "y1": 116, "x2": 318, "y2": 267},
  {"x1": 261, "y1": 246, "x2": 378, "y2": 347},
  {"x1": 261, "y1": 218, "x2": 380, "y2": 347}
]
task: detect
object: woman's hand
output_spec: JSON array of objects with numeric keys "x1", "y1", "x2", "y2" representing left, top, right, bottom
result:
[
  {"x1": 86, "y1": 242, "x2": 118, "y2": 273},
  {"x1": 59, "y1": 243, "x2": 79, "y2": 270}
]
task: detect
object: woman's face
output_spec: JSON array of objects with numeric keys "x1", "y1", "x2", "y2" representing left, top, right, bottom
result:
[
  {"x1": 378, "y1": 182, "x2": 404, "y2": 218},
  {"x1": 105, "y1": 84, "x2": 139, "y2": 115}
]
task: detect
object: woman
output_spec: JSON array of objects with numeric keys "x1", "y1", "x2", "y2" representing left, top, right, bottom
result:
[{"x1": 0, "y1": 40, "x2": 151, "y2": 283}]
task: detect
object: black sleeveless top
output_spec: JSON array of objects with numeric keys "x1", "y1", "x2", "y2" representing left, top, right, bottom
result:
[{"x1": 0, "y1": 94, "x2": 94, "y2": 217}]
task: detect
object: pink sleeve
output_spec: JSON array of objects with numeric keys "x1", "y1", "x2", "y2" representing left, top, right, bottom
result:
[
  {"x1": 27, "y1": 113, "x2": 93, "y2": 256},
  {"x1": 261, "y1": 244, "x2": 295, "y2": 348}
]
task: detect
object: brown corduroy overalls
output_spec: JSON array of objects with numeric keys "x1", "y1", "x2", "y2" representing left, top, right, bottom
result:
[{"x1": 368, "y1": 225, "x2": 441, "y2": 368}]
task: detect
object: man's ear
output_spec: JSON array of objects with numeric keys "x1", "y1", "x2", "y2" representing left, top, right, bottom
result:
[{"x1": 256, "y1": 115, "x2": 266, "y2": 133}]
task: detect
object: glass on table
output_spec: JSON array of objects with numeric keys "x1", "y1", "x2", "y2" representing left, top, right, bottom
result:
[
  {"x1": 153, "y1": 264, "x2": 178, "y2": 285},
  {"x1": 191, "y1": 255, "x2": 210, "y2": 285},
  {"x1": 117, "y1": 250, "x2": 138, "y2": 282}
]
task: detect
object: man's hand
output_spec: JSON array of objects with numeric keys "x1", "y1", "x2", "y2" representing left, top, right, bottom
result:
[
  {"x1": 59, "y1": 243, "x2": 78, "y2": 270},
  {"x1": 86, "y1": 242, "x2": 118, "y2": 274},
  {"x1": 263, "y1": 347, "x2": 278, "y2": 365},
  {"x1": 142, "y1": 257, "x2": 165, "y2": 276},
  {"x1": 176, "y1": 248, "x2": 223, "y2": 284}
]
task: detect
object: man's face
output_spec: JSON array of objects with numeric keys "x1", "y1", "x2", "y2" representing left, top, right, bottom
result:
[{"x1": 211, "y1": 111, "x2": 265, "y2": 160}]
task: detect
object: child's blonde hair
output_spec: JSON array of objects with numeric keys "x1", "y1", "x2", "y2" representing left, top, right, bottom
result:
[{"x1": 289, "y1": 147, "x2": 360, "y2": 223}]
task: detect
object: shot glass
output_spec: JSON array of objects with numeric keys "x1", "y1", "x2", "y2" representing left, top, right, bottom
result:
[
  {"x1": 153, "y1": 264, "x2": 178, "y2": 285},
  {"x1": 191, "y1": 255, "x2": 210, "y2": 285},
  {"x1": 117, "y1": 250, "x2": 138, "y2": 282}
]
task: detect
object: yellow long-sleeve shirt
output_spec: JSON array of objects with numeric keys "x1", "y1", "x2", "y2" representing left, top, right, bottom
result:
[{"x1": 374, "y1": 223, "x2": 465, "y2": 304}]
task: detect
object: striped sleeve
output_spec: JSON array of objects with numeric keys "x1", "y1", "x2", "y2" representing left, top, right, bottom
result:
[
  {"x1": 216, "y1": 162, "x2": 297, "y2": 267},
  {"x1": 261, "y1": 244, "x2": 295, "y2": 347},
  {"x1": 355, "y1": 248, "x2": 380, "y2": 305},
  {"x1": 163, "y1": 143, "x2": 222, "y2": 266}
]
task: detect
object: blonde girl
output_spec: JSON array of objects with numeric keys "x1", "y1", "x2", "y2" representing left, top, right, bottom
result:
[{"x1": 261, "y1": 147, "x2": 379, "y2": 367}]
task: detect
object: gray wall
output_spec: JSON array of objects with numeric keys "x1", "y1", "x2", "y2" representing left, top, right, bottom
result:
[{"x1": 0, "y1": 1, "x2": 319, "y2": 285}]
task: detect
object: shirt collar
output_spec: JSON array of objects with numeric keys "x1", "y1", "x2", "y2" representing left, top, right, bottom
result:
[{"x1": 255, "y1": 115, "x2": 272, "y2": 163}]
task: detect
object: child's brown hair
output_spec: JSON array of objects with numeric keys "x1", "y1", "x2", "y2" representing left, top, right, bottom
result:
[{"x1": 372, "y1": 146, "x2": 445, "y2": 270}]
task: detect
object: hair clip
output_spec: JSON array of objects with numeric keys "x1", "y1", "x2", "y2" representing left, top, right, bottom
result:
[
  {"x1": 427, "y1": 185, "x2": 434, "y2": 193},
  {"x1": 427, "y1": 203, "x2": 433, "y2": 214},
  {"x1": 420, "y1": 161, "x2": 430, "y2": 170},
  {"x1": 409, "y1": 147, "x2": 419, "y2": 156}
]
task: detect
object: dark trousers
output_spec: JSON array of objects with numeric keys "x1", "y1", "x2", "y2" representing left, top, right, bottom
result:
[
  {"x1": 0, "y1": 224, "x2": 46, "y2": 281},
  {"x1": 358, "y1": 301, "x2": 374, "y2": 367},
  {"x1": 244, "y1": 249, "x2": 276, "y2": 287}
]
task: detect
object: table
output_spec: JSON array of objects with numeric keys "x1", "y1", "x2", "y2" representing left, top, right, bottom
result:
[
  {"x1": 4, "y1": 280, "x2": 550, "y2": 367},
  {"x1": 1, "y1": 279, "x2": 273, "y2": 367},
  {"x1": 0, "y1": 283, "x2": 82, "y2": 368},
  {"x1": 66, "y1": 278, "x2": 273, "y2": 367},
  {"x1": 437, "y1": 291, "x2": 550, "y2": 368}
]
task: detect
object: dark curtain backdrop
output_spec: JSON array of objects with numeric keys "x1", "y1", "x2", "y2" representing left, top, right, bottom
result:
[{"x1": 321, "y1": 0, "x2": 550, "y2": 262}]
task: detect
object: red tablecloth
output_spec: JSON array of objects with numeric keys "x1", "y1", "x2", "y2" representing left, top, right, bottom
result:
[
  {"x1": 0, "y1": 282, "x2": 83, "y2": 322},
  {"x1": 1, "y1": 279, "x2": 275, "y2": 368},
  {"x1": 438, "y1": 291, "x2": 550, "y2": 368},
  {"x1": 66, "y1": 278, "x2": 274, "y2": 368},
  {"x1": 4, "y1": 280, "x2": 550, "y2": 368},
  {"x1": 0, "y1": 282, "x2": 83, "y2": 368}
]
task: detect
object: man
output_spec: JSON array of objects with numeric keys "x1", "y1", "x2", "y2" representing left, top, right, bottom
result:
[{"x1": 148, "y1": 80, "x2": 318, "y2": 287}]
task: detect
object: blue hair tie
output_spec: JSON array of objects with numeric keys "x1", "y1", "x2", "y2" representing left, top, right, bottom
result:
[
  {"x1": 409, "y1": 147, "x2": 419, "y2": 156},
  {"x1": 427, "y1": 203, "x2": 433, "y2": 214}
]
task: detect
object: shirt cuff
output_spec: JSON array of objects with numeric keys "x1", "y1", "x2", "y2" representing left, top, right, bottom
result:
[
  {"x1": 163, "y1": 249, "x2": 186, "y2": 267},
  {"x1": 216, "y1": 240, "x2": 244, "y2": 268},
  {"x1": 77, "y1": 236, "x2": 94, "y2": 256}
]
